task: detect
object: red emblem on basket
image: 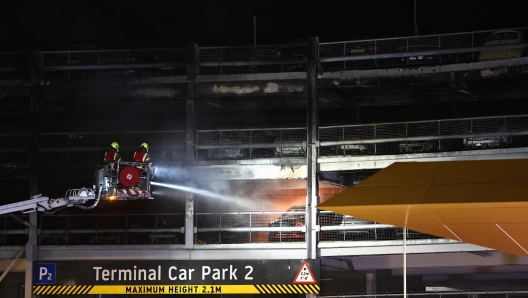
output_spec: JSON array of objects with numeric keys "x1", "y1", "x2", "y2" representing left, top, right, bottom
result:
[{"x1": 119, "y1": 166, "x2": 139, "y2": 187}]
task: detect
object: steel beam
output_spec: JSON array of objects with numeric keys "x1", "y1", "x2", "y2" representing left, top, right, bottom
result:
[
  {"x1": 26, "y1": 50, "x2": 41, "y2": 298},
  {"x1": 349, "y1": 250, "x2": 528, "y2": 271},
  {"x1": 35, "y1": 244, "x2": 307, "y2": 260},
  {"x1": 320, "y1": 57, "x2": 528, "y2": 80},
  {"x1": 306, "y1": 36, "x2": 319, "y2": 263},
  {"x1": 319, "y1": 240, "x2": 493, "y2": 257},
  {"x1": 318, "y1": 147, "x2": 528, "y2": 171},
  {"x1": 196, "y1": 72, "x2": 306, "y2": 82},
  {"x1": 319, "y1": 42, "x2": 528, "y2": 63},
  {"x1": 41, "y1": 85, "x2": 187, "y2": 100},
  {"x1": 185, "y1": 43, "x2": 198, "y2": 249},
  {"x1": 192, "y1": 164, "x2": 307, "y2": 180}
]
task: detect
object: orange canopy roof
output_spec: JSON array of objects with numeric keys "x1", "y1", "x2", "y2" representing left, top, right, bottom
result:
[{"x1": 317, "y1": 159, "x2": 528, "y2": 257}]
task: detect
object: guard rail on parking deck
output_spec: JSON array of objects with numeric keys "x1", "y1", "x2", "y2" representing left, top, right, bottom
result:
[
  {"x1": 319, "y1": 27, "x2": 528, "y2": 71},
  {"x1": 41, "y1": 48, "x2": 186, "y2": 78},
  {"x1": 193, "y1": 114, "x2": 528, "y2": 160},
  {"x1": 1, "y1": 27, "x2": 527, "y2": 79},
  {"x1": 0, "y1": 130, "x2": 186, "y2": 164},
  {"x1": 3, "y1": 114, "x2": 528, "y2": 163},
  {"x1": 0, "y1": 210, "x2": 439, "y2": 246}
]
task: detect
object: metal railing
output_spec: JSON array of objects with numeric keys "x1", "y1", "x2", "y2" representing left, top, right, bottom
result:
[
  {"x1": 193, "y1": 114, "x2": 528, "y2": 161},
  {"x1": 198, "y1": 43, "x2": 306, "y2": 75},
  {"x1": 0, "y1": 214, "x2": 29, "y2": 245},
  {"x1": 0, "y1": 210, "x2": 442, "y2": 246},
  {"x1": 41, "y1": 48, "x2": 186, "y2": 78},
  {"x1": 319, "y1": 114, "x2": 528, "y2": 156},
  {"x1": 1, "y1": 27, "x2": 528, "y2": 79},
  {"x1": 0, "y1": 130, "x2": 186, "y2": 163},
  {"x1": 3, "y1": 115, "x2": 528, "y2": 164},
  {"x1": 196, "y1": 127, "x2": 307, "y2": 160},
  {"x1": 319, "y1": 27, "x2": 528, "y2": 71},
  {"x1": 38, "y1": 213, "x2": 185, "y2": 245},
  {"x1": 0, "y1": 52, "x2": 30, "y2": 79}
]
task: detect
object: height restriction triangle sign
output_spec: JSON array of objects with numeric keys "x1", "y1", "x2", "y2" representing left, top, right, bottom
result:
[{"x1": 293, "y1": 260, "x2": 317, "y2": 284}]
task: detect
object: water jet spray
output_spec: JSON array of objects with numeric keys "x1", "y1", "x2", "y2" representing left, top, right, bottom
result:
[{"x1": 151, "y1": 181, "x2": 253, "y2": 209}]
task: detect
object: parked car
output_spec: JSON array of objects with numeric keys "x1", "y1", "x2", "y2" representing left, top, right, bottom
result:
[
  {"x1": 334, "y1": 144, "x2": 368, "y2": 155},
  {"x1": 399, "y1": 141, "x2": 435, "y2": 153},
  {"x1": 479, "y1": 31, "x2": 527, "y2": 61},
  {"x1": 348, "y1": 45, "x2": 381, "y2": 55},
  {"x1": 207, "y1": 138, "x2": 250, "y2": 160},
  {"x1": 463, "y1": 136, "x2": 512, "y2": 149},
  {"x1": 268, "y1": 206, "x2": 306, "y2": 242},
  {"x1": 268, "y1": 206, "x2": 343, "y2": 242},
  {"x1": 274, "y1": 139, "x2": 306, "y2": 157},
  {"x1": 398, "y1": 44, "x2": 437, "y2": 62}
]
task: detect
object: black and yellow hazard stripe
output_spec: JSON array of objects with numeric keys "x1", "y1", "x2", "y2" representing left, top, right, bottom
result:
[
  {"x1": 33, "y1": 284, "x2": 319, "y2": 295},
  {"x1": 255, "y1": 284, "x2": 320, "y2": 294},
  {"x1": 33, "y1": 285, "x2": 94, "y2": 295}
]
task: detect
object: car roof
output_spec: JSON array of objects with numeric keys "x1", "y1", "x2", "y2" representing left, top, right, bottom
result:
[
  {"x1": 286, "y1": 206, "x2": 306, "y2": 211},
  {"x1": 490, "y1": 30, "x2": 522, "y2": 34}
]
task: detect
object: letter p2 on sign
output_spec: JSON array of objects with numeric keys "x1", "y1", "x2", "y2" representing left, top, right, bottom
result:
[{"x1": 34, "y1": 263, "x2": 56, "y2": 284}]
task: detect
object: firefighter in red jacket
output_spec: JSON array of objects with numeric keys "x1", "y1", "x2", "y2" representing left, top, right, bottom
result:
[
  {"x1": 104, "y1": 142, "x2": 121, "y2": 170},
  {"x1": 133, "y1": 143, "x2": 155, "y2": 188}
]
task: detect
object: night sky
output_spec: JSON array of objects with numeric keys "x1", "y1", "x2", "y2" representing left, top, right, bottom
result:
[{"x1": 1, "y1": 0, "x2": 527, "y2": 51}]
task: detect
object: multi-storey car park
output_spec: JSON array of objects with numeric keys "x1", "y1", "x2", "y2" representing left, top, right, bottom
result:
[{"x1": 1, "y1": 27, "x2": 528, "y2": 297}]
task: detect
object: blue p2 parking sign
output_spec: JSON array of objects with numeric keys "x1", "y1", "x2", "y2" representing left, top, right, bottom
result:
[{"x1": 34, "y1": 263, "x2": 56, "y2": 284}]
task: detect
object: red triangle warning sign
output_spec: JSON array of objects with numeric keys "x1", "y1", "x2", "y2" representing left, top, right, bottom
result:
[{"x1": 293, "y1": 260, "x2": 317, "y2": 284}]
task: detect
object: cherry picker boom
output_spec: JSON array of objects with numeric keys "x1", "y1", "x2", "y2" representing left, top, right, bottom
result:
[
  {"x1": 0, "y1": 161, "x2": 157, "y2": 286},
  {"x1": 0, "y1": 189, "x2": 96, "y2": 215},
  {"x1": 0, "y1": 161, "x2": 154, "y2": 215}
]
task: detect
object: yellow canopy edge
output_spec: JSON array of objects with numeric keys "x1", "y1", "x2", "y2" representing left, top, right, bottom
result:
[{"x1": 317, "y1": 159, "x2": 528, "y2": 257}]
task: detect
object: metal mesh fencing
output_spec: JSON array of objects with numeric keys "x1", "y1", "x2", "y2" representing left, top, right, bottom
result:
[
  {"x1": 38, "y1": 213, "x2": 185, "y2": 245},
  {"x1": 194, "y1": 210, "x2": 440, "y2": 244},
  {"x1": 198, "y1": 43, "x2": 306, "y2": 75},
  {"x1": 196, "y1": 128, "x2": 306, "y2": 160},
  {"x1": 41, "y1": 48, "x2": 186, "y2": 78},
  {"x1": 0, "y1": 52, "x2": 30, "y2": 79},
  {"x1": 319, "y1": 115, "x2": 528, "y2": 157},
  {"x1": 0, "y1": 134, "x2": 31, "y2": 163},
  {"x1": 6, "y1": 114, "x2": 528, "y2": 164},
  {"x1": 0, "y1": 211, "x2": 446, "y2": 246},
  {"x1": 320, "y1": 27, "x2": 528, "y2": 71},
  {"x1": 318, "y1": 212, "x2": 439, "y2": 242},
  {"x1": 3, "y1": 27, "x2": 526, "y2": 79},
  {"x1": 193, "y1": 114, "x2": 528, "y2": 161},
  {"x1": 0, "y1": 215, "x2": 29, "y2": 246},
  {"x1": 38, "y1": 130, "x2": 185, "y2": 163},
  {"x1": 196, "y1": 211, "x2": 284, "y2": 244}
]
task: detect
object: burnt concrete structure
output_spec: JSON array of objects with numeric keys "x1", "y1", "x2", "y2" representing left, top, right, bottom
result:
[{"x1": 2, "y1": 27, "x2": 528, "y2": 297}]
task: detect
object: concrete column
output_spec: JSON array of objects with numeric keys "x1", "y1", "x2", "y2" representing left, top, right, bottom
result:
[
  {"x1": 185, "y1": 43, "x2": 198, "y2": 249},
  {"x1": 366, "y1": 270, "x2": 377, "y2": 294},
  {"x1": 26, "y1": 50, "x2": 42, "y2": 298},
  {"x1": 306, "y1": 35, "x2": 320, "y2": 298},
  {"x1": 306, "y1": 36, "x2": 319, "y2": 260}
]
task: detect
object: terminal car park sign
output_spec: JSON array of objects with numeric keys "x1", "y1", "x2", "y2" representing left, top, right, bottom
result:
[{"x1": 33, "y1": 259, "x2": 320, "y2": 295}]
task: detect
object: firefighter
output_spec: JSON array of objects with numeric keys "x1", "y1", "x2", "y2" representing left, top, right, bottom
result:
[
  {"x1": 133, "y1": 143, "x2": 155, "y2": 188},
  {"x1": 104, "y1": 142, "x2": 121, "y2": 170},
  {"x1": 133, "y1": 142, "x2": 151, "y2": 166}
]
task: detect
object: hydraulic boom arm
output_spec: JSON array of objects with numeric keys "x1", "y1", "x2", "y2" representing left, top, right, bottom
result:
[{"x1": 0, "y1": 188, "x2": 97, "y2": 216}]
